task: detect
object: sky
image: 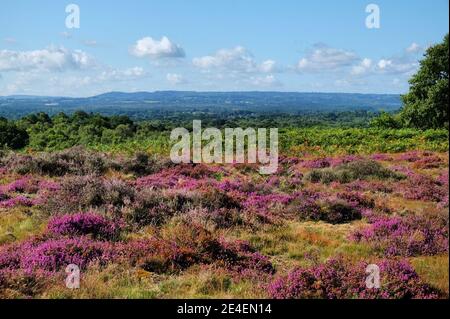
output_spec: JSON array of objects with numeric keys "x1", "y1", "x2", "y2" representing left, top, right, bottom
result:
[{"x1": 0, "y1": 0, "x2": 448, "y2": 97}]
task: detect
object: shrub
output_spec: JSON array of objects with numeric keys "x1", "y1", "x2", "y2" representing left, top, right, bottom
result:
[
  {"x1": 124, "y1": 189, "x2": 195, "y2": 227},
  {"x1": 3, "y1": 176, "x2": 39, "y2": 194},
  {"x1": 47, "y1": 213, "x2": 123, "y2": 240},
  {"x1": 400, "y1": 173, "x2": 448, "y2": 202},
  {"x1": 318, "y1": 199, "x2": 362, "y2": 224},
  {"x1": 3, "y1": 147, "x2": 108, "y2": 176},
  {"x1": 118, "y1": 152, "x2": 157, "y2": 176},
  {"x1": 268, "y1": 257, "x2": 441, "y2": 299},
  {"x1": 287, "y1": 192, "x2": 362, "y2": 224},
  {"x1": 0, "y1": 195, "x2": 34, "y2": 208},
  {"x1": 351, "y1": 213, "x2": 449, "y2": 257},
  {"x1": 305, "y1": 160, "x2": 404, "y2": 184},
  {"x1": 19, "y1": 237, "x2": 115, "y2": 272},
  {"x1": 43, "y1": 175, "x2": 106, "y2": 214}
]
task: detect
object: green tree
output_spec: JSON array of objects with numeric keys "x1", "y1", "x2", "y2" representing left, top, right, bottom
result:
[
  {"x1": 400, "y1": 34, "x2": 449, "y2": 129},
  {"x1": 0, "y1": 120, "x2": 29, "y2": 149},
  {"x1": 370, "y1": 111, "x2": 402, "y2": 129}
]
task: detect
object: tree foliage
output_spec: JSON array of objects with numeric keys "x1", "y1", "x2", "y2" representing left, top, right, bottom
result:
[
  {"x1": 400, "y1": 34, "x2": 449, "y2": 129},
  {"x1": 0, "y1": 117, "x2": 29, "y2": 149}
]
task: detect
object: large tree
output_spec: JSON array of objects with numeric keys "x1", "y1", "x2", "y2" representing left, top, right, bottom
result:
[
  {"x1": 0, "y1": 119, "x2": 29, "y2": 150},
  {"x1": 400, "y1": 34, "x2": 449, "y2": 129}
]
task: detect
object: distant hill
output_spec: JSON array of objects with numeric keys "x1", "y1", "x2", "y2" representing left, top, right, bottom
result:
[{"x1": 0, "y1": 91, "x2": 402, "y2": 119}]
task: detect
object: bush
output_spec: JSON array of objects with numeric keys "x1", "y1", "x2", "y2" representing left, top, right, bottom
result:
[
  {"x1": 43, "y1": 175, "x2": 106, "y2": 214},
  {"x1": 305, "y1": 160, "x2": 404, "y2": 184},
  {"x1": 0, "y1": 121, "x2": 29, "y2": 150},
  {"x1": 19, "y1": 237, "x2": 115, "y2": 272},
  {"x1": 3, "y1": 146, "x2": 108, "y2": 176},
  {"x1": 351, "y1": 213, "x2": 449, "y2": 257},
  {"x1": 318, "y1": 199, "x2": 362, "y2": 224},
  {"x1": 47, "y1": 212, "x2": 123, "y2": 240},
  {"x1": 268, "y1": 257, "x2": 441, "y2": 299},
  {"x1": 119, "y1": 152, "x2": 156, "y2": 176}
]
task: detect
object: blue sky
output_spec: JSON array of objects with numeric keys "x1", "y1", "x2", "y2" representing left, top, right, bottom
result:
[{"x1": 0, "y1": 0, "x2": 448, "y2": 96}]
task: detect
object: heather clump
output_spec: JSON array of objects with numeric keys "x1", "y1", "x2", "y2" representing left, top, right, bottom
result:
[
  {"x1": 268, "y1": 257, "x2": 441, "y2": 299},
  {"x1": 286, "y1": 191, "x2": 362, "y2": 224},
  {"x1": 4, "y1": 147, "x2": 109, "y2": 176},
  {"x1": 43, "y1": 175, "x2": 106, "y2": 214},
  {"x1": 3, "y1": 176, "x2": 39, "y2": 194},
  {"x1": 317, "y1": 199, "x2": 362, "y2": 224},
  {"x1": 20, "y1": 237, "x2": 115, "y2": 272},
  {"x1": 305, "y1": 160, "x2": 404, "y2": 184},
  {"x1": 42, "y1": 175, "x2": 134, "y2": 215},
  {"x1": 351, "y1": 213, "x2": 449, "y2": 257},
  {"x1": 124, "y1": 185, "x2": 242, "y2": 228},
  {"x1": 46, "y1": 212, "x2": 123, "y2": 240},
  {"x1": 399, "y1": 173, "x2": 448, "y2": 202},
  {"x1": 124, "y1": 189, "x2": 196, "y2": 227}
]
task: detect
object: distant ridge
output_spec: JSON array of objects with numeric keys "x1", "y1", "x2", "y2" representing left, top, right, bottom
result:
[{"x1": 0, "y1": 91, "x2": 402, "y2": 119}]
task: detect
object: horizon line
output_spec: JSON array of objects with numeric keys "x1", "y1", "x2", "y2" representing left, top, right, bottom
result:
[{"x1": 0, "y1": 90, "x2": 403, "y2": 99}]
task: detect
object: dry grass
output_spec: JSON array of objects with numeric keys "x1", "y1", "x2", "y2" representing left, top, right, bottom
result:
[{"x1": 410, "y1": 255, "x2": 449, "y2": 296}]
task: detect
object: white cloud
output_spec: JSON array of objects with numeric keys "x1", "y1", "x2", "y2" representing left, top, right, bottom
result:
[
  {"x1": 193, "y1": 46, "x2": 255, "y2": 71},
  {"x1": 297, "y1": 44, "x2": 358, "y2": 72},
  {"x1": 249, "y1": 74, "x2": 281, "y2": 88},
  {"x1": 98, "y1": 67, "x2": 148, "y2": 82},
  {"x1": 259, "y1": 59, "x2": 277, "y2": 73},
  {"x1": 406, "y1": 42, "x2": 422, "y2": 53},
  {"x1": 166, "y1": 73, "x2": 185, "y2": 85},
  {"x1": 0, "y1": 47, "x2": 93, "y2": 72},
  {"x1": 193, "y1": 46, "x2": 277, "y2": 74},
  {"x1": 376, "y1": 58, "x2": 418, "y2": 74},
  {"x1": 131, "y1": 36, "x2": 185, "y2": 59},
  {"x1": 351, "y1": 58, "x2": 373, "y2": 75}
]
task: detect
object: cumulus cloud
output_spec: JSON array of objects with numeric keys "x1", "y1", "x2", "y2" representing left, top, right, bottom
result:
[
  {"x1": 351, "y1": 58, "x2": 373, "y2": 76},
  {"x1": 131, "y1": 36, "x2": 185, "y2": 59},
  {"x1": 193, "y1": 46, "x2": 255, "y2": 71},
  {"x1": 193, "y1": 46, "x2": 277, "y2": 74},
  {"x1": 166, "y1": 73, "x2": 186, "y2": 85},
  {"x1": 259, "y1": 59, "x2": 278, "y2": 73},
  {"x1": 376, "y1": 58, "x2": 418, "y2": 74},
  {"x1": 0, "y1": 47, "x2": 93, "y2": 72},
  {"x1": 297, "y1": 44, "x2": 358, "y2": 72}
]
